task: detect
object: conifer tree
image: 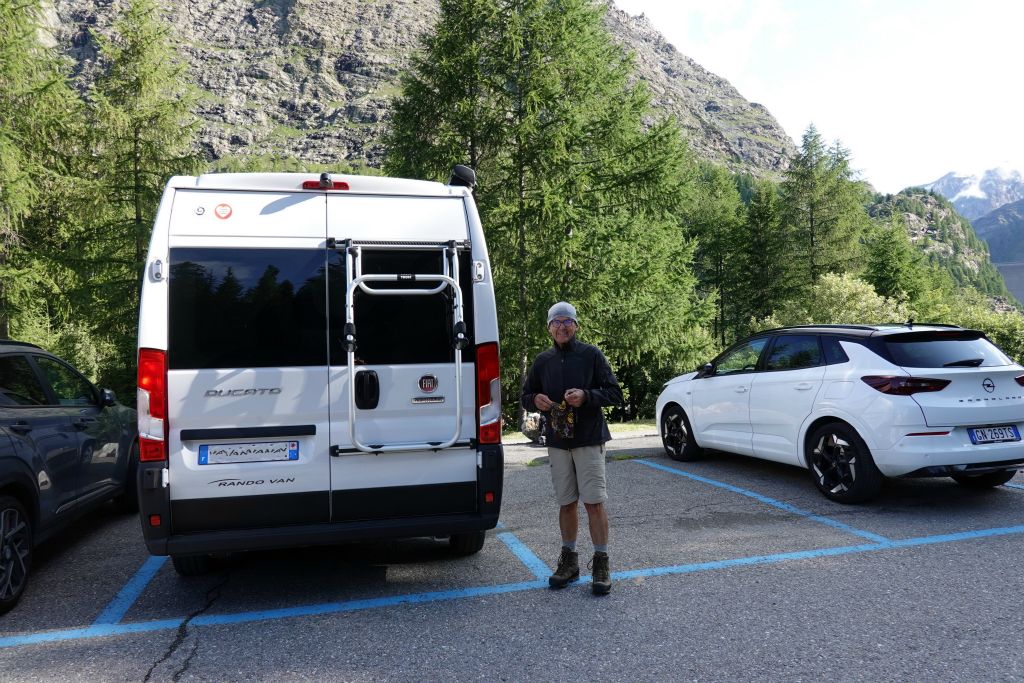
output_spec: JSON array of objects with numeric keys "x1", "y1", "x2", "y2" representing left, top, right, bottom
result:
[
  {"x1": 864, "y1": 212, "x2": 927, "y2": 301},
  {"x1": 781, "y1": 126, "x2": 870, "y2": 296},
  {"x1": 387, "y1": 0, "x2": 712, "y2": 419},
  {"x1": 84, "y1": 0, "x2": 203, "y2": 391}
]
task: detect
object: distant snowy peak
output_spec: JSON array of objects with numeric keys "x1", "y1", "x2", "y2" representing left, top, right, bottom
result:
[{"x1": 923, "y1": 168, "x2": 1024, "y2": 220}]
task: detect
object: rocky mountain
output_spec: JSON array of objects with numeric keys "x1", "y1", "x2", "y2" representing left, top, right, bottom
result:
[
  {"x1": 974, "y1": 198, "x2": 1024, "y2": 263},
  {"x1": 45, "y1": 0, "x2": 795, "y2": 177},
  {"x1": 869, "y1": 189, "x2": 1010, "y2": 299},
  {"x1": 921, "y1": 168, "x2": 1024, "y2": 221}
]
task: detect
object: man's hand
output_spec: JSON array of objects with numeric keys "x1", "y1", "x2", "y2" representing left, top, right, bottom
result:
[
  {"x1": 534, "y1": 393, "x2": 556, "y2": 411},
  {"x1": 564, "y1": 388, "x2": 586, "y2": 408}
]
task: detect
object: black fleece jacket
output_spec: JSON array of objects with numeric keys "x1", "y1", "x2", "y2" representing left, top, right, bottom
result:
[{"x1": 520, "y1": 337, "x2": 623, "y2": 449}]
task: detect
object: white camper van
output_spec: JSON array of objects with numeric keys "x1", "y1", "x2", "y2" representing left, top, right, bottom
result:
[{"x1": 135, "y1": 168, "x2": 503, "y2": 575}]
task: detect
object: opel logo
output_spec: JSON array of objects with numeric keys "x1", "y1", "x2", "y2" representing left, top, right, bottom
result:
[
  {"x1": 419, "y1": 375, "x2": 438, "y2": 393},
  {"x1": 982, "y1": 378, "x2": 996, "y2": 393}
]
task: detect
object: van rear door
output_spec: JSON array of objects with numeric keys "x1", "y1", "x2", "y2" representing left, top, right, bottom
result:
[
  {"x1": 325, "y1": 194, "x2": 479, "y2": 522},
  {"x1": 164, "y1": 189, "x2": 332, "y2": 531}
]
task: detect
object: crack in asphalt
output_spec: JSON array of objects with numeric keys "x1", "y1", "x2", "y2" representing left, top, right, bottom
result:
[{"x1": 144, "y1": 573, "x2": 230, "y2": 682}]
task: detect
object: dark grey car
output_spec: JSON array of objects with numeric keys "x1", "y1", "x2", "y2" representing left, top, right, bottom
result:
[{"x1": 0, "y1": 341, "x2": 138, "y2": 614}]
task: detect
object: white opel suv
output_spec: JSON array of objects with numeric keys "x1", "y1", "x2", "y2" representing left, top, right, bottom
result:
[{"x1": 655, "y1": 324, "x2": 1024, "y2": 503}]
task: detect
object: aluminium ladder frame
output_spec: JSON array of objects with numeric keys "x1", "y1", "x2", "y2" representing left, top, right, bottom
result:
[{"x1": 340, "y1": 240, "x2": 469, "y2": 454}]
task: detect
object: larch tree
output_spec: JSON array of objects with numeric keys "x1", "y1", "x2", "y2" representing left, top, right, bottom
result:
[{"x1": 386, "y1": 0, "x2": 712, "y2": 421}]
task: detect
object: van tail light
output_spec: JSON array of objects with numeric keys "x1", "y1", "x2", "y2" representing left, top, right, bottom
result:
[
  {"x1": 1016, "y1": 374, "x2": 1024, "y2": 387},
  {"x1": 138, "y1": 348, "x2": 168, "y2": 462},
  {"x1": 861, "y1": 375, "x2": 950, "y2": 395},
  {"x1": 475, "y1": 342, "x2": 502, "y2": 444}
]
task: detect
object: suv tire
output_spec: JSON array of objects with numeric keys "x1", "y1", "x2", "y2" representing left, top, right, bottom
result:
[
  {"x1": 449, "y1": 530, "x2": 486, "y2": 556},
  {"x1": 0, "y1": 495, "x2": 33, "y2": 615},
  {"x1": 661, "y1": 405, "x2": 703, "y2": 462},
  {"x1": 807, "y1": 422, "x2": 882, "y2": 503}
]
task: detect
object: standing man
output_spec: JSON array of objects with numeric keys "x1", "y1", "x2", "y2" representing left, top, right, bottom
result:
[{"x1": 521, "y1": 301, "x2": 623, "y2": 595}]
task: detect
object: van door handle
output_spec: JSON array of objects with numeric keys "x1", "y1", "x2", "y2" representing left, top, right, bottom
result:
[
  {"x1": 795, "y1": 382, "x2": 814, "y2": 390},
  {"x1": 8, "y1": 421, "x2": 32, "y2": 434},
  {"x1": 354, "y1": 370, "x2": 380, "y2": 410}
]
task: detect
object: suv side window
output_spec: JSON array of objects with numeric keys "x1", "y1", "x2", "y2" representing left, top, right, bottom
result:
[
  {"x1": 714, "y1": 338, "x2": 768, "y2": 375},
  {"x1": 765, "y1": 335, "x2": 822, "y2": 371},
  {"x1": 0, "y1": 355, "x2": 49, "y2": 406},
  {"x1": 34, "y1": 357, "x2": 97, "y2": 406},
  {"x1": 822, "y1": 335, "x2": 851, "y2": 365}
]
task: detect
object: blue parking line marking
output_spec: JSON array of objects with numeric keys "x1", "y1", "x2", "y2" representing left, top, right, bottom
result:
[
  {"x1": 497, "y1": 531, "x2": 551, "y2": 580},
  {"x1": 1006, "y1": 483, "x2": 1024, "y2": 490},
  {"x1": 635, "y1": 459, "x2": 890, "y2": 543},
  {"x1": 3, "y1": 524, "x2": 1023, "y2": 650},
  {"x1": 92, "y1": 556, "x2": 168, "y2": 626}
]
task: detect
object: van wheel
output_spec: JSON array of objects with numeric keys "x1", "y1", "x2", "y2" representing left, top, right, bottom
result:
[
  {"x1": 171, "y1": 554, "x2": 212, "y2": 576},
  {"x1": 807, "y1": 423, "x2": 882, "y2": 504},
  {"x1": 114, "y1": 441, "x2": 140, "y2": 513},
  {"x1": 449, "y1": 531, "x2": 486, "y2": 556},
  {"x1": 0, "y1": 496, "x2": 33, "y2": 615},
  {"x1": 951, "y1": 470, "x2": 1017, "y2": 489},
  {"x1": 661, "y1": 405, "x2": 703, "y2": 461}
]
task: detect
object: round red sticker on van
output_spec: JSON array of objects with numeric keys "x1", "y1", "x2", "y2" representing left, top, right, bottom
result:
[{"x1": 214, "y1": 204, "x2": 233, "y2": 219}]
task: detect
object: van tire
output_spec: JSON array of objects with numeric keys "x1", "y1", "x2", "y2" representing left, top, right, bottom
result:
[
  {"x1": 449, "y1": 531, "x2": 486, "y2": 556},
  {"x1": 114, "y1": 441, "x2": 140, "y2": 513},
  {"x1": 171, "y1": 554, "x2": 212, "y2": 576}
]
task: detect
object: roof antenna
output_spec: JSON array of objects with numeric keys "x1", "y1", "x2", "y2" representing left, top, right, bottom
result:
[{"x1": 906, "y1": 318, "x2": 913, "y2": 329}]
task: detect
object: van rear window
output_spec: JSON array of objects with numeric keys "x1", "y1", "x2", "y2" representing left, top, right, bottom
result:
[
  {"x1": 883, "y1": 331, "x2": 1013, "y2": 368},
  {"x1": 169, "y1": 248, "x2": 328, "y2": 369}
]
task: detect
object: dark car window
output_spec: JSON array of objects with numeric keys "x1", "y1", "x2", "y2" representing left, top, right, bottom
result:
[
  {"x1": 168, "y1": 247, "x2": 329, "y2": 369},
  {"x1": 714, "y1": 337, "x2": 768, "y2": 375},
  {"x1": 883, "y1": 331, "x2": 1013, "y2": 368},
  {"x1": 34, "y1": 357, "x2": 97, "y2": 406},
  {"x1": 822, "y1": 336, "x2": 851, "y2": 365},
  {"x1": 765, "y1": 335, "x2": 822, "y2": 371},
  {"x1": 0, "y1": 355, "x2": 49, "y2": 406}
]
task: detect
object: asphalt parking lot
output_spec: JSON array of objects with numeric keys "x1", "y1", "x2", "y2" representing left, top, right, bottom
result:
[{"x1": 2, "y1": 432, "x2": 1024, "y2": 682}]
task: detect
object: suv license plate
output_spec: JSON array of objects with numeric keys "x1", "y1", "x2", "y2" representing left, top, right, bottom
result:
[
  {"x1": 198, "y1": 441, "x2": 300, "y2": 465},
  {"x1": 967, "y1": 426, "x2": 1021, "y2": 444}
]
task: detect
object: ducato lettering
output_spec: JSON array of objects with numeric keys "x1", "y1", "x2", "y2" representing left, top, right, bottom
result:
[{"x1": 204, "y1": 388, "x2": 282, "y2": 397}]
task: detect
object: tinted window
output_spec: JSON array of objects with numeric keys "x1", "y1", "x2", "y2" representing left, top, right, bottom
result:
[
  {"x1": 884, "y1": 331, "x2": 1013, "y2": 368},
  {"x1": 714, "y1": 338, "x2": 768, "y2": 375},
  {"x1": 822, "y1": 336, "x2": 851, "y2": 365},
  {"x1": 34, "y1": 357, "x2": 97, "y2": 406},
  {"x1": 169, "y1": 248, "x2": 328, "y2": 369},
  {"x1": 765, "y1": 335, "x2": 822, "y2": 371},
  {"x1": 0, "y1": 355, "x2": 48, "y2": 405},
  {"x1": 330, "y1": 249, "x2": 475, "y2": 365}
]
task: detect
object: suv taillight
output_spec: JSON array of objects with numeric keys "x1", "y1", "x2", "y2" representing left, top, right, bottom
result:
[
  {"x1": 475, "y1": 342, "x2": 501, "y2": 444},
  {"x1": 137, "y1": 348, "x2": 168, "y2": 462},
  {"x1": 861, "y1": 375, "x2": 950, "y2": 395},
  {"x1": 1016, "y1": 374, "x2": 1024, "y2": 387}
]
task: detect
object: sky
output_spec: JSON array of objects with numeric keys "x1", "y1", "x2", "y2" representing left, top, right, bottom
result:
[{"x1": 612, "y1": 0, "x2": 1024, "y2": 194}]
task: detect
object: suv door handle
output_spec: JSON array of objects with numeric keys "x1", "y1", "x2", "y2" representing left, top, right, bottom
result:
[
  {"x1": 734, "y1": 386, "x2": 748, "y2": 393},
  {"x1": 795, "y1": 382, "x2": 814, "y2": 390},
  {"x1": 73, "y1": 418, "x2": 96, "y2": 430},
  {"x1": 8, "y1": 421, "x2": 32, "y2": 435}
]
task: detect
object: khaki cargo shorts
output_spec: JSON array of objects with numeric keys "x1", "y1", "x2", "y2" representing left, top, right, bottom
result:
[{"x1": 548, "y1": 443, "x2": 607, "y2": 505}]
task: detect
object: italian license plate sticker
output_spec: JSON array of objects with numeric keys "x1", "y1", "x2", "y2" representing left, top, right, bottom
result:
[
  {"x1": 198, "y1": 441, "x2": 300, "y2": 465},
  {"x1": 968, "y1": 425, "x2": 1021, "y2": 444}
]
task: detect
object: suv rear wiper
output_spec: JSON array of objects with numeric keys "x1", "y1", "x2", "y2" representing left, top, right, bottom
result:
[{"x1": 942, "y1": 358, "x2": 984, "y2": 367}]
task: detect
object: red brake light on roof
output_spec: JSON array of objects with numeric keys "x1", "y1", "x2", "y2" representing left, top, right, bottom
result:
[
  {"x1": 301, "y1": 180, "x2": 350, "y2": 190},
  {"x1": 861, "y1": 375, "x2": 950, "y2": 395}
]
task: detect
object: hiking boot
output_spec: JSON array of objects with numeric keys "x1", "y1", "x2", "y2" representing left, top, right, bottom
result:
[
  {"x1": 590, "y1": 552, "x2": 611, "y2": 595},
  {"x1": 548, "y1": 548, "x2": 580, "y2": 589}
]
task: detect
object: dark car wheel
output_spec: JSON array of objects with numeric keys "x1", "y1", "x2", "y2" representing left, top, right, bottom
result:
[
  {"x1": 0, "y1": 496, "x2": 33, "y2": 615},
  {"x1": 807, "y1": 423, "x2": 882, "y2": 504},
  {"x1": 661, "y1": 405, "x2": 703, "y2": 462},
  {"x1": 449, "y1": 530, "x2": 486, "y2": 556},
  {"x1": 951, "y1": 469, "x2": 1017, "y2": 489},
  {"x1": 172, "y1": 554, "x2": 212, "y2": 576}
]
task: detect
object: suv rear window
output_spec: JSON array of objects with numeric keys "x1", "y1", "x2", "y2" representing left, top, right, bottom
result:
[{"x1": 883, "y1": 331, "x2": 1013, "y2": 368}]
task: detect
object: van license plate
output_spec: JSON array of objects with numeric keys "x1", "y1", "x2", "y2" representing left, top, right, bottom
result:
[
  {"x1": 968, "y1": 426, "x2": 1021, "y2": 444},
  {"x1": 198, "y1": 441, "x2": 300, "y2": 465}
]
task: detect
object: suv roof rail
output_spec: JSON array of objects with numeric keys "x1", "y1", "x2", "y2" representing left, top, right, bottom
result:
[
  {"x1": 771, "y1": 324, "x2": 879, "y2": 332},
  {"x1": 0, "y1": 339, "x2": 42, "y2": 349}
]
